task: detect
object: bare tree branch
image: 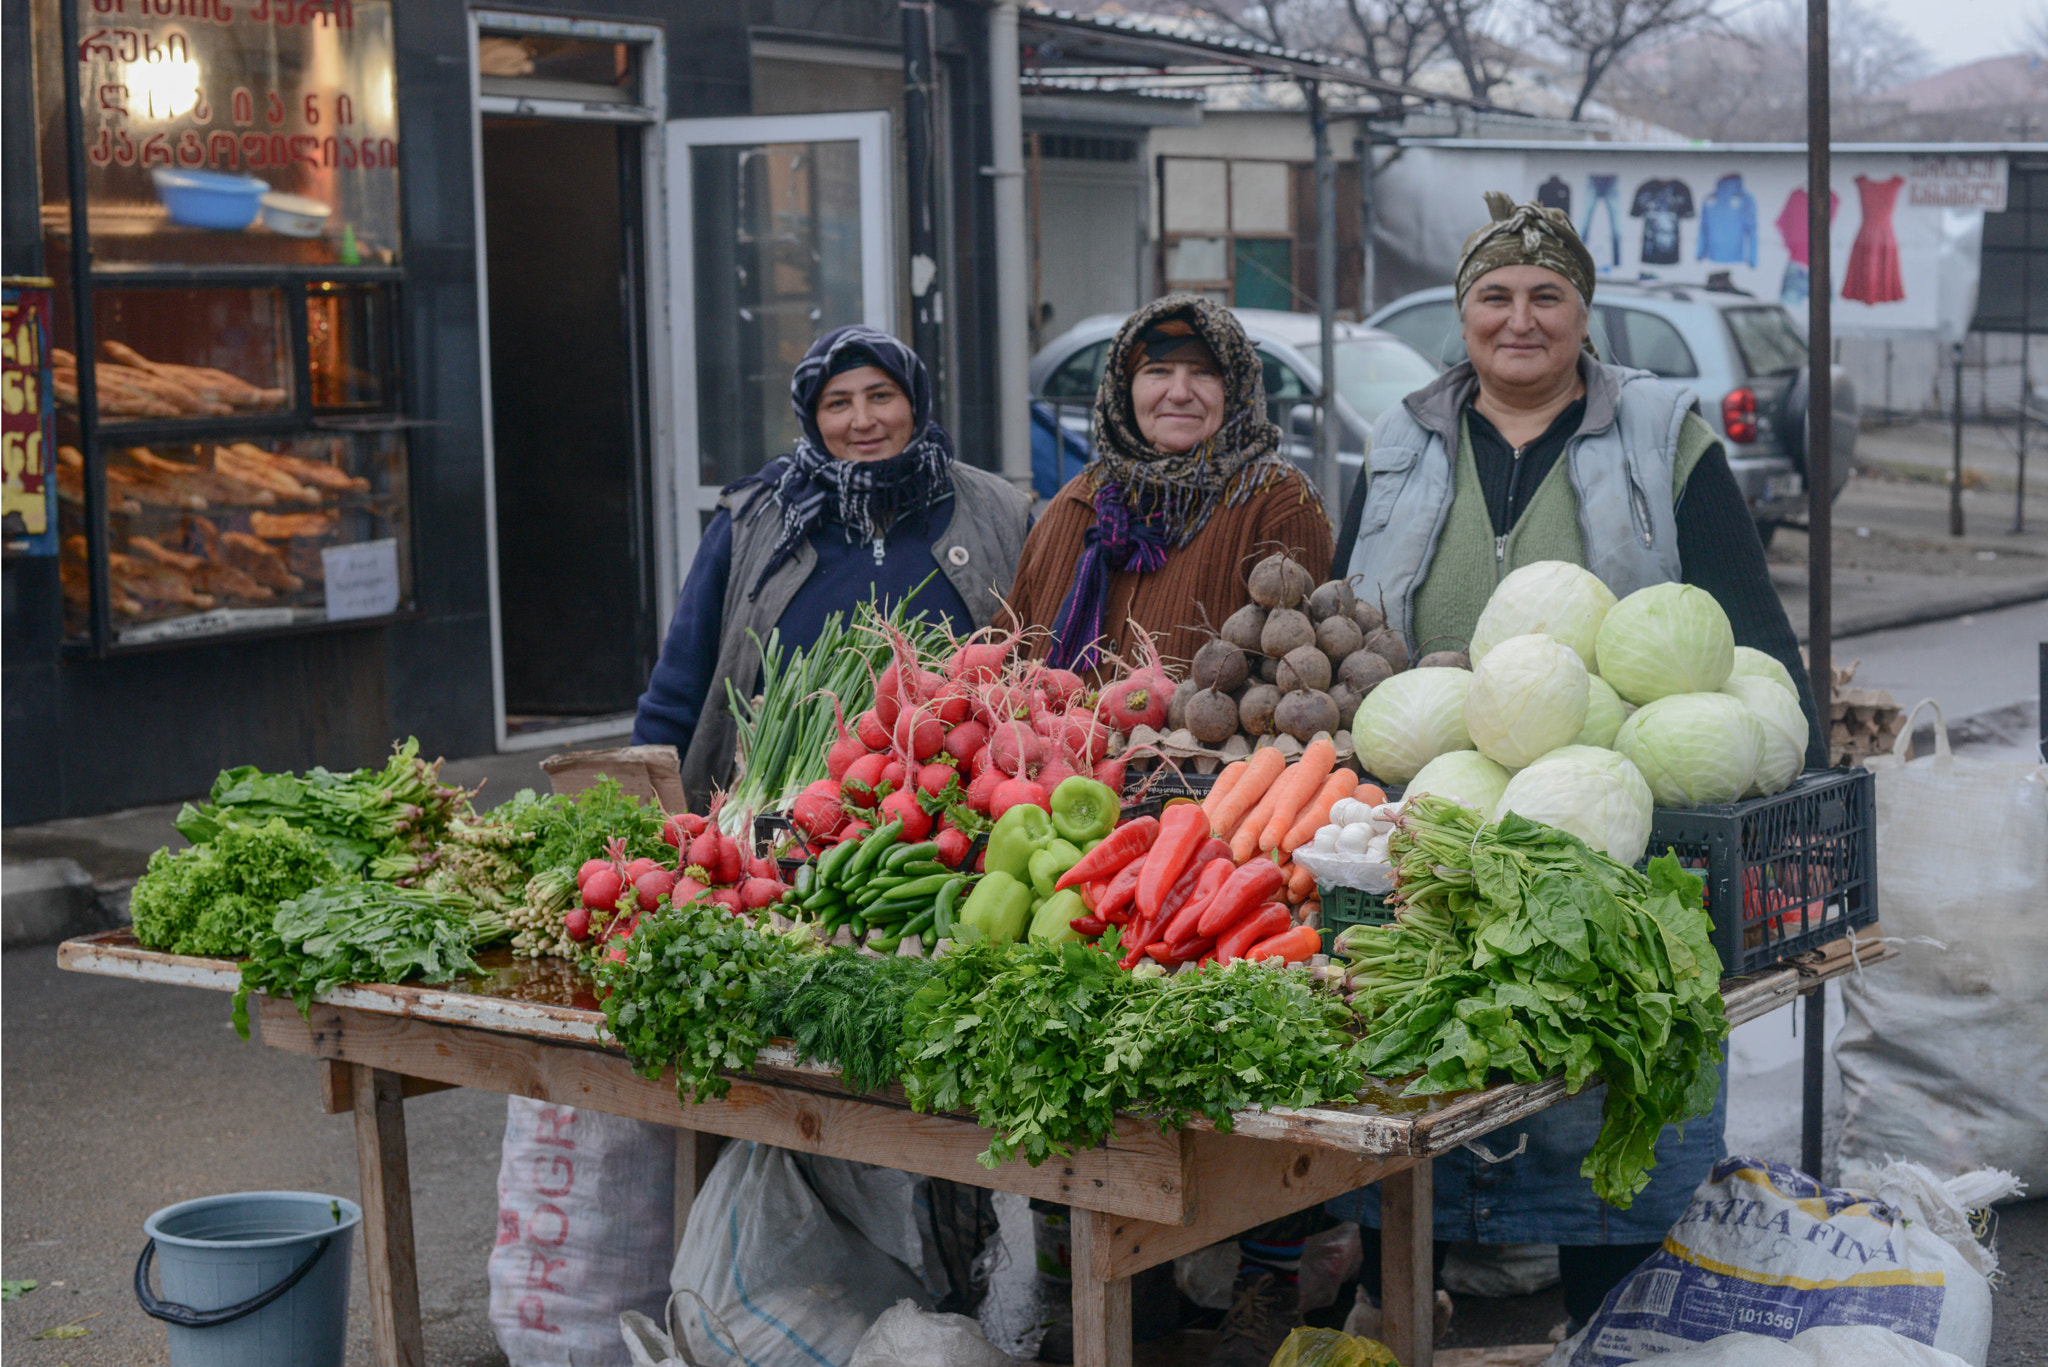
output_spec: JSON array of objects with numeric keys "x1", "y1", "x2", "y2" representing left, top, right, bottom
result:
[{"x1": 1526, "y1": 0, "x2": 1718, "y2": 120}]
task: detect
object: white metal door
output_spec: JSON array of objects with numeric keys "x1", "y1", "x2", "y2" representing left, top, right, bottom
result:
[{"x1": 667, "y1": 112, "x2": 896, "y2": 578}]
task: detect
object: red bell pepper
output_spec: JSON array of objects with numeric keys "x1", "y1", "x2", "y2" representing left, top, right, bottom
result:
[
  {"x1": 1054, "y1": 816, "x2": 1159, "y2": 892},
  {"x1": 1215, "y1": 903, "x2": 1291, "y2": 962},
  {"x1": 1136, "y1": 803, "x2": 1209, "y2": 923},
  {"x1": 1196, "y1": 859, "x2": 1290, "y2": 938},
  {"x1": 1242, "y1": 924, "x2": 1322, "y2": 964},
  {"x1": 1096, "y1": 860, "x2": 1144, "y2": 924}
]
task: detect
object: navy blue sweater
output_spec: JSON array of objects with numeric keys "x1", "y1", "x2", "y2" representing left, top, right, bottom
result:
[{"x1": 631, "y1": 473, "x2": 972, "y2": 753}]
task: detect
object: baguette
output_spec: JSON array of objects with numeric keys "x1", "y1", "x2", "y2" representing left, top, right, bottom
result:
[
  {"x1": 100, "y1": 341, "x2": 281, "y2": 409},
  {"x1": 122, "y1": 447, "x2": 277, "y2": 506},
  {"x1": 61, "y1": 554, "x2": 145, "y2": 617},
  {"x1": 98, "y1": 362, "x2": 231, "y2": 416},
  {"x1": 54, "y1": 460, "x2": 144, "y2": 516},
  {"x1": 128, "y1": 534, "x2": 205, "y2": 572},
  {"x1": 219, "y1": 530, "x2": 306, "y2": 592},
  {"x1": 189, "y1": 559, "x2": 275, "y2": 600},
  {"x1": 215, "y1": 445, "x2": 321, "y2": 504},
  {"x1": 105, "y1": 466, "x2": 207, "y2": 510},
  {"x1": 252, "y1": 446, "x2": 370, "y2": 493},
  {"x1": 108, "y1": 552, "x2": 216, "y2": 608},
  {"x1": 248, "y1": 509, "x2": 337, "y2": 540}
]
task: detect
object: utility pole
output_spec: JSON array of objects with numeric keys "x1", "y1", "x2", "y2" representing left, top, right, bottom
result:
[
  {"x1": 1310, "y1": 81, "x2": 1340, "y2": 512},
  {"x1": 1801, "y1": 0, "x2": 1833, "y2": 1185}
]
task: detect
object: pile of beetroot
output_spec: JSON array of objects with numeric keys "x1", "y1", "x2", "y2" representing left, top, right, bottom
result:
[{"x1": 786, "y1": 624, "x2": 1175, "y2": 861}]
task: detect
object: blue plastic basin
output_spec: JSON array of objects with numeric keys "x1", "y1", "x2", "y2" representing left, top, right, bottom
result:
[{"x1": 150, "y1": 169, "x2": 268, "y2": 230}]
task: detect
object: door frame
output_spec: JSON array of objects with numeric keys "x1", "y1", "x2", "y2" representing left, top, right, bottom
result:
[
  {"x1": 666, "y1": 111, "x2": 896, "y2": 581},
  {"x1": 468, "y1": 10, "x2": 673, "y2": 752}
]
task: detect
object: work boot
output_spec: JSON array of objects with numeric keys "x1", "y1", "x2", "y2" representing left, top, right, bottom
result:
[{"x1": 1202, "y1": 1270, "x2": 1301, "y2": 1366}]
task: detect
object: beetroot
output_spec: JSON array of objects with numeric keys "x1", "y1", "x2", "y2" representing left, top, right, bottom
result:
[
  {"x1": 941, "y1": 719, "x2": 987, "y2": 766},
  {"x1": 576, "y1": 857, "x2": 609, "y2": 890},
  {"x1": 933, "y1": 826, "x2": 972, "y2": 868},
  {"x1": 564, "y1": 907, "x2": 593, "y2": 942},
  {"x1": 737, "y1": 877, "x2": 784, "y2": 910},
  {"x1": 581, "y1": 867, "x2": 624, "y2": 912},
  {"x1": 841, "y1": 751, "x2": 889, "y2": 805},
  {"x1": 791, "y1": 780, "x2": 845, "y2": 841},
  {"x1": 633, "y1": 868, "x2": 675, "y2": 912},
  {"x1": 989, "y1": 777, "x2": 1051, "y2": 820},
  {"x1": 877, "y1": 788, "x2": 933, "y2": 840},
  {"x1": 965, "y1": 766, "x2": 1005, "y2": 815}
]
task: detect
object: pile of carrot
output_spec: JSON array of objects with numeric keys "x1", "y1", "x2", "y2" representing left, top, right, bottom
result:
[{"x1": 1199, "y1": 738, "x2": 1386, "y2": 927}]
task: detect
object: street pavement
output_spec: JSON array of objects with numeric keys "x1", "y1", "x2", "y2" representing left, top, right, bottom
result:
[{"x1": 4, "y1": 427, "x2": 2045, "y2": 1362}]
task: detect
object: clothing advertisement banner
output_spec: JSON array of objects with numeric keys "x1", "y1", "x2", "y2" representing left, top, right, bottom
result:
[{"x1": 1375, "y1": 145, "x2": 2001, "y2": 342}]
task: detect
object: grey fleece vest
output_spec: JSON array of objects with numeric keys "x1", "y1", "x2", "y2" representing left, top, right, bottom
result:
[
  {"x1": 1344, "y1": 360, "x2": 1694, "y2": 639},
  {"x1": 677, "y1": 462, "x2": 1032, "y2": 806}
]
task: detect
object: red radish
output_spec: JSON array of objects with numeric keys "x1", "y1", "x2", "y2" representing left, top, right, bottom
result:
[
  {"x1": 1094, "y1": 757, "x2": 1127, "y2": 792},
  {"x1": 737, "y1": 877, "x2": 784, "y2": 910},
  {"x1": 624, "y1": 857, "x2": 661, "y2": 880},
  {"x1": 564, "y1": 907, "x2": 593, "y2": 941},
  {"x1": 686, "y1": 828, "x2": 722, "y2": 874},
  {"x1": 879, "y1": 759, "x2": 908, "y2": 796},
  {"x1": 707, "y1": 887, "x2": 745, "y2": 915},
  {"x1": 968, "y1": 745, "x2": 995, "y2": 779},
  {"x1": 671, "y1": 875, "x2": 708, "y2": 906},
  {"x1": 676, "y1": 812, "x2": 708, "y2": 839},
  {"x1": 791, "y1": 780, "x2": 845, "y2": 841},
  {"x1": 874, "y1": 663, "x2": 904, "y2": 729},
  {"x1": 934, "y1": 827, "x2": 971, "y2": 868},
  {"x1": 712, "y1": 836, "x2": 745, "y2": 886},
  {"x1": 987, "y1": 719, "x2": 1043, "y2": 777},
  {"x1": 1055, "y1": 708, "x2": 1110, "y2": 764},
  {"x1": 662, "y1": 815, "x2": 689, "y2": 848},
  {"x1": 856, "y1": 709, "x2": 892, "y2": 752},
  {"x1": 633, "y1": 868, "x2": 675, "y2": 912},
  {"x1": 989, "y1": 777, "x2": 1051, "y2": 820},
  {"x1": 975, "y1": 848, "x2": 987, "y2": 873},
  {"x1": 750, "y1": 856, "x2": 779, "y2": 882},
  {"x1": 942, "y1": 719, "x2": 988, "y2": 765},
  {"x1": 1038, "y1": 667, "x2": 1086, "y2": 710},
  {"x1": 842, "y1": 752, "x2": 889, "y2": 806},
  {"x1": 576, "y1": 857, "x2": 609, "y2": 890},
  {"x1": 909, "y1": 666, "x2": 947, "y2": 703},
  {"x1": 917, "y1": 761, "x2": 959, "y2": 802},
  {"x1": 894, "y1": 708, "x2": 945, "y2": 762},
  {"x1": 604, "y1": 943, "x2": 629, "y2": 965},
  {"x1": 581, "y1": 867, "x2": 624, "y2": 912},
  {"x1": 948, "y1": 638, "x2": 1010, "y2": 685},
  {"x1": 839, "y1": 818, "x2": 872, "y2": 841},
  {"x1": 933, "y1": 685, "x2": 974, "y2": 726},
  {"x1": 827, "y1": 733, "x2": 867, "y2": 783},
  {"x1": 877, "y1": 789, "x2": 934, "y2": 840},
  {"x1": 1035, "y1": 758, "x2": 1076, "y2": 793},
  {"x1": 965, "y1": 766, "x2": 1005, "y2": 815},
  {"x1": 1102, "y1": 678, "x2": 1169, "y2": 732}
]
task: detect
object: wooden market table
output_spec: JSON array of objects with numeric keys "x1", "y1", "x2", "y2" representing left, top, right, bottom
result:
[{"x1": 57, "y1": 927, "x2": 1889, "y2": 1367}]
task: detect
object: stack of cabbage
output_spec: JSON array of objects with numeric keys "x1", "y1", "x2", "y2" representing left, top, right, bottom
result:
[{"x1": 1350, "y1": 562, "x2": 1811, "y2": 864}]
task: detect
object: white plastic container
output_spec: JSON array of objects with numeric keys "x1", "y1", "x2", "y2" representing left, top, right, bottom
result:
[{"x1": 258, "y1": 192, "x2": 330, "y2": 238}]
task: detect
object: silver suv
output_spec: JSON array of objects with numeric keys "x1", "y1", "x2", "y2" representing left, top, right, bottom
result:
[{"x1": 1364, "y1": 282, "x2": 1857, "y2": 535}]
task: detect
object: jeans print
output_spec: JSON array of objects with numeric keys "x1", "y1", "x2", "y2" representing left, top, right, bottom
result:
[
  {"x1": 1780, "y1": 261, "x2": 1810, "y2": 307},
  {"x1": 1581, "y1": 175, "x2": 1623, "y2": 270}
]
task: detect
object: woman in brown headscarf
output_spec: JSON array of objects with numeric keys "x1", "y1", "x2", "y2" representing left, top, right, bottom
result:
[{"x1": 1007, "y1": 296, "x2": 1333, "y2": 675}]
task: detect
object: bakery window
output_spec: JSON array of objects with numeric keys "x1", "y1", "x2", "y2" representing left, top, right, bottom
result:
[{"x1": 64, "y1": 285, "x2": 294, "y2": 422}]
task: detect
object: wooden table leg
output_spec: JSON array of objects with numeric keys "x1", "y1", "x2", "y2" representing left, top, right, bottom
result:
[
  {"x1": 351, "y1": 1064, "x2": 424, "y2": 1367},
  {"x1": 672, "y1": 1128, "x2": 726, "y2": 1251},
  {"x1": 1070, "y1": 1208, "x2": 1133, "y2": 1367},
  {"x1": 1380, "y1": 1159, "x2": 1434, "y2": 1367}
]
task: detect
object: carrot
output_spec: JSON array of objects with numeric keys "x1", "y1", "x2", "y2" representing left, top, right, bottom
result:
[
  {"x1": 1287, "y1": 861, "x2": 1317, "y2": 902},
  {"x1": 1258, "y1": 737, "x2": 1337, "y2": 852},
  {"x1": 1209, "y1": 747, "x2": 1285, "y2": 838},
  {"x1": 1243, "y1": 924, "x2": 1322, "y2": 965},
  {"x1": 1201, "y1": 761, "x2": 1248, "y2": 828},
  {"x1": 1280, "y1": 770, "x2": 1363, "y2": 854},
  {"x1": 1355, "y1": 782, "x2": 1387, "y2": 806},
  {"x1": 1301, "y1": 898, "x2": 1321, "y2": 926}
]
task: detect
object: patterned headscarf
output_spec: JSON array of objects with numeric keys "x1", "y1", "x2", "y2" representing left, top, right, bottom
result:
[
  {"x1": 1045, "y1": 296, "x2": 1303, "y2": 671},
  {"x1": 751, "y1": 325, "x2": 955, "y2": 598},
  {"x1": 1455, "y1": 190, "x2": 1599, "y2": 311}
]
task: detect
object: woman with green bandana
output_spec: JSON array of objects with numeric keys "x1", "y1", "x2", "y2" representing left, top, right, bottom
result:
[{"x1": 1329, "y1": 193, "x2": 1825, "y2": 1344}]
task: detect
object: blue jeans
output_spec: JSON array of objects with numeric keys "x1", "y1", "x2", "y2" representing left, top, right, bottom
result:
[{"x1": 1582, "y1": 176, "x2": 1623, "y2": 270}]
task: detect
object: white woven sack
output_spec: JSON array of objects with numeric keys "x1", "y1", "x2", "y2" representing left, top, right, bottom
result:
[
  {"x1": 1838, "y1": 701, "x2": 2048, "y2": 1190},
  {"x1": 489, "y1": 1097, "x2": 677, "y2": 1366}
]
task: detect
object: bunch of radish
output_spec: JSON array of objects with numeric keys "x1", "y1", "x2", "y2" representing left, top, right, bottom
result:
[
  {"x1": 783, "y1": 621, "x2": 1175, "y2": 862},
  {"x1": 565, "y1": 811, "x2": 790, "y2": 957}
]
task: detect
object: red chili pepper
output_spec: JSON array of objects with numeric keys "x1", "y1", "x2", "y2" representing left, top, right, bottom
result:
[
  {"x1": 1196, "y1": 859, "x2": 1290, "y2": 939},
  {"x1": 1163, "y1": 931, "x2": 1215, "y2": 963},
  {"x1": 1155, "y1": 857, "x2": 1235, "y2": 949},
  {"x1": 1069, "y1": 913, "x2": 1108, "y2": 937},
  {"x1": 1136, "y1": 804, "x2": 1209, "y2": 923},
  {"x1": 1242, "y1": 924, "x2": 1322, "y2": 965},
  {"x1": 1195, "y1": 837, "x2": 1233, "y2": 866},
  {"x1": 1215, "y1": 903, "x2": 1291, "y2": 963},
  {"x1": 1096, "y1": 860, "x2": 1144, "y2": 923},
  {"x1": 1080, "y1": 879, "x2": 1109, "y2": 912},
  {"x1": 1054, "y1": 816, "x2": 1159, "y2": 892}
]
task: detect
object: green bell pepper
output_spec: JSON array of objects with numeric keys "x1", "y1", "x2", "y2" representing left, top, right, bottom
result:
[
  {"x1": 1028, "y1": 888, "x2": 1090, "y2": 945},
  {"x1": 957, "y1": 871, "x2": 1034, "y2": 946},
  {"x1": 986, "y1": 804, "x2": 1058, "y2": 882},
  {"x1": 1049, "y1": 776, "x2": 1120, "y2": 846},
  {"x1": 1027, "y1": 839, "x2": 1083, "y2": 901}
]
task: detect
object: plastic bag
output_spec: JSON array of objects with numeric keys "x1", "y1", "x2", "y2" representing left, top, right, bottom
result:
[
  {"x1": 621, "y1": 1290, "x2": 738, "y2": 1367},
  {"x1": 1839, "y1": 703, "x2": 2048, "y2": 1191},
  {"x1": 1546, "y1": 1156, "x2": 2015, "y2": 1367},
  {"x1": 1574, "y1": 1325, "x2": 1972, "y2": 1366},
  {"x1": 848, "y1": 1299, "x2": 1018, "y2": 1367},
  {"x1": 1441, "y1": 1242, "x2": 1561, "y2": 1298},
  {"x1": 1297, "y1": 1222, "x2": 1364, "y2": 1313},
  {"x1": 1267, "y1": 1326, "x2": 1399, "y2": 1367}
]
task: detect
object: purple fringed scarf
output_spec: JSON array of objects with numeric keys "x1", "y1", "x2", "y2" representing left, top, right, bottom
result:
[{"x1": 1045, "y1": 483, "x2": 1172, "y2": 672}]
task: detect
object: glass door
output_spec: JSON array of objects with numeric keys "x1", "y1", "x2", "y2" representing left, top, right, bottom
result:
[{"x1": 667, "y1": 112, "x2": 895, "y2": 572}]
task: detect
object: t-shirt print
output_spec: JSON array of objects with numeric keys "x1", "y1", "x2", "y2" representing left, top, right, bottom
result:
[{"x1": 1630, "y1": 178, "x2": 1696, "y2": 265}]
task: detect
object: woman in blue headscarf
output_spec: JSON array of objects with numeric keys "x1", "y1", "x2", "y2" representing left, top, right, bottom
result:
[{"x1": 634, "y1": 325, "x2": 1032, "y2": 807}]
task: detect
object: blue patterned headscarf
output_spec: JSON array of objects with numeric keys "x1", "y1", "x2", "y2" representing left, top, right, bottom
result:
[{"x1": 751, "y1": 325, "x2": 956, "y2": 598}]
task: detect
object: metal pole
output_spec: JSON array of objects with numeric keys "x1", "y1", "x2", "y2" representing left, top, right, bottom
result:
[
  {"x1": 902, "y1": 0, "x2": 945, "y2": 391},
  {"x1": 2017, "y1": 231, "x2": 2031, "y2": 535},
  {"x1": 1354, "y1": 131, "x2": 1379, "y2": 315},
  {"x1": 1801, "y1": 0, "x2": 1833, "y2": 1185},
  {"x1": 987, "y1": 0, "x2": 1032, "y2": 488},
  {"x1": 1311, "y1": 82, "x2": 1340, "y2": 512},
  {"x1": 1951, "y1": 343, "x2": 1966, "y2": 537}
]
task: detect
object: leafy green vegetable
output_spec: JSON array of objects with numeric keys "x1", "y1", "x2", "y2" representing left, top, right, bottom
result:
[
  {"x1": 596, "y1": 900, "x2": 802, "y2": 1104},
  {"x1": 1337, "y1": 795, "x2": 1728, "y2": 1209},
  {"x1": 751, "y1": 950, "x2": 937, "y2": 1094},
  {"x1": 232, "y1": 882, "x2": 483, "y2": 1038},
  {"x1": 130, "y1": 819, "x2": 346, "y2": 957},
  {"x1": 516, "y1": 778, "x2": 668, "y2": 879},
  {"x1": 1, "y1": 1278, "x2": 37, "y2": 1302}
]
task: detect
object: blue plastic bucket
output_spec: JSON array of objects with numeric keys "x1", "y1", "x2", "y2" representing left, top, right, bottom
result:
[
  {"x1": 137, "y1": 1191, "x2": 360, "y2": 1367},
  {"x1": 149, "y1": 169, "x2": 268, "y2": 230}
]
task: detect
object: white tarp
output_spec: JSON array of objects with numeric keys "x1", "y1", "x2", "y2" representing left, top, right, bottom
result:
[{"x1": 1374, "y1": 145, "x2": 2001, "y2": 342}]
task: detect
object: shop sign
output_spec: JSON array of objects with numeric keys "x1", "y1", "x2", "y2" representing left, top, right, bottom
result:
[
  {"x1": 1906, "y1": 157, "x2": 2009, "y2": 212},
  {"x1": 2, "y1": 280, "x2": 59, "y2": 556}
]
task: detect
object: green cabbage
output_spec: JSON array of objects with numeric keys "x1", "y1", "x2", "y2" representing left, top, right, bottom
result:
[
  {"x1": 1615, "y1": 691, "x2": 1758, "y2": 807},
  {"x1": 1495, "y1": 744, "x2": 1655, "y2": 864},
  {"x1": 1721, "y1": 675, "x2": 1808, "y2": 795},
  {"x1": 1463, "y1": 633, "x2": 1590, "y2": 770},
  {"x1": 1351, "y1": 667, "x2": 1474, "y2": 784},
  {"x1": 1574, "y1": 675, "x2": 1628, "y2": 749},
  {"x1": 1405, "y1": 750, "x2": 1513, "y2": 819},
  {"x1": 1594, "y1": 583, "x2": 1735, "y2": 705},
  {"x1": 1728, "y1": 645, "x2": 1798, "y2": 698},
  {"x1": 1470, "y1": 560, "x2": 1618, "y2": 672}
]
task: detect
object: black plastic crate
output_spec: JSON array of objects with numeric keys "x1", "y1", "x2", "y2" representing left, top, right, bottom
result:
[
  {"x1": 1646, "y1": 766, "x2": 1877, "y2": 975},
  {"x1": 1119, "y1": 767, "x2": 1215, "y2": 819}
]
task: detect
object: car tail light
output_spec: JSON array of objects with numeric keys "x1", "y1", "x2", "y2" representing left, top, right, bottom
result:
[{"x1": 1722, "y1": 387, "x2": 1758, "y2": 444}]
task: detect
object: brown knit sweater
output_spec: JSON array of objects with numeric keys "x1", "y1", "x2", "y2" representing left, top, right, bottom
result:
[{"x1": 1007, "y1": 468, "x2": 1336, "y2": 676}]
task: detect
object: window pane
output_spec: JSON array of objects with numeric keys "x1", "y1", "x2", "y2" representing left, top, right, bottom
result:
[
  {"x1": 63, "y1": 285, "x2": 292, "y2": 421},
  {"x1": 478, "y1": 32, "x2": 636, "y2": 102},
  {"x1": 1376, "y1": 301, "x2": 1463, "y2": 367},
  {"x1": 1043, "y1": 340, "x2": 1107, "y2": 400},
  {"x1": 1332, "y1": 338, "x2": 1441, "y2": 422},
  {"x1": 308, "y1": 281, "x2": 393, "y2": 409},
  {"x1": 1723, "y1": 306, "x2": 1807, "y2": 376},
  {"x1": 1167, "y1": 236, "x2": 1226, "y2": 285},
  {"x1": 1617, "y1": 309, "x2": 1698, "y2": 378},
  {"x1": 1233, "y1": 238, "x2": 1292, "y2": 311}
]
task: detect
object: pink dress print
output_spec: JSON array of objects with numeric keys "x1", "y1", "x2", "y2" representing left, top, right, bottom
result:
[{"x1": 1842, "y1": 174, "x2": 1906, "y2": 305}]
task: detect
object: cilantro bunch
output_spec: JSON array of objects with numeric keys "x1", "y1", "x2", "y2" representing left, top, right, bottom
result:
[
  {"x1": 1341, "y1": 795, "x2": 1729, "y2": 1210},
  {"x1": 130, "y1": 819, "x2": 345, "y2": 957}
]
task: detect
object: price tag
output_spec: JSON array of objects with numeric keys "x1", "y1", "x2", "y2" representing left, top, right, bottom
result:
[{"x1": 321, "y1": 538, "x2": 400, "y2": 621}]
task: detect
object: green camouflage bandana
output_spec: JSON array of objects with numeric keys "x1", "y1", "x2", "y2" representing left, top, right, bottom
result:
[{"x1": 1455, "y1": 190, "x2": 1598, "y2": 309}]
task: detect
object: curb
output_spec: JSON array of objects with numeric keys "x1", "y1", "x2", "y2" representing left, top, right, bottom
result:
[
  {"x1": 1819, "y1": 581, "x2": 2048, "y2": 642},
  {"x1": 2, "y1": 858, "x2": 130, "y2": 949}
]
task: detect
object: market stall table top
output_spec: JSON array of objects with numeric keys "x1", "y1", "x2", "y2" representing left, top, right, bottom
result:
[{"x1": 57, "y1": 927, "x2": 1890, "y2": 1367}]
